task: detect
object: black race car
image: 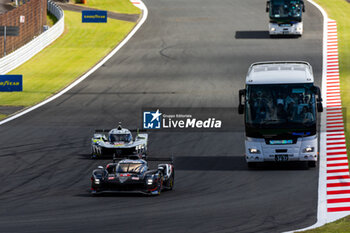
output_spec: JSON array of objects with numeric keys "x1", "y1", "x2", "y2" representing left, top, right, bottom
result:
[{"x1": 91, "y1": 157, "x2": 174, "y2": 195}]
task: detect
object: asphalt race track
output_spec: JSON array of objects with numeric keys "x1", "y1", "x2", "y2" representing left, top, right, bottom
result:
[{"x1": 0, "y1": 0, "x2": 323, "y2": 232}]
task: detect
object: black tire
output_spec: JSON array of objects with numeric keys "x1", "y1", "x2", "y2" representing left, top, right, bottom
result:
[
  {"x1": 91, "y1": 147, "x2": 100, "y2": 159},
  {"x1": 156, "y1": 175, "x2": 164, "y2": 195},
  {"x1": 308, "y1": 161, "x2": 316, "y2": 168},
  {"x1": 167, "y1": 175, "x2": 174, "y2": 190}
]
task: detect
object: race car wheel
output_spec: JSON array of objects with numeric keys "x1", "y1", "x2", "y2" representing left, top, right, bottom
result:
[
  {"x1": 156, "y1": 176, "x2": 163, "y2": 195},
  {"x1": 91, "y1": 147, "x2": 101, "y2": 159},
  {"x1": 167, "y1": 174, "x2": 174, "y2": 190}
]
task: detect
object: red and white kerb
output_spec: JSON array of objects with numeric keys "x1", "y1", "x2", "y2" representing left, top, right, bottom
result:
[{"x1": 325, "y1": 20, "x2": 350, "y2": 213}]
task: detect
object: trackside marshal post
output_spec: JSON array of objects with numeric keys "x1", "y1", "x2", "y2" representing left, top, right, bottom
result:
[
  {"x1": 82, "y1": 10, "x2": 107, "y2": 23},
  {"x1": 0, "y1": 75, "x2": 23, "y2": 92}
]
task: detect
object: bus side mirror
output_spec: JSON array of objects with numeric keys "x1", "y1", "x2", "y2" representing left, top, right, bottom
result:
[
  {"x1": 238, "y1": 89, "x2": 246, "y2": 114},
  {"x1": 314, "y1": 86, "x2": 323, "y2": 112},
  {"x1": 266, "y1": 1, "x2": 270, "y2": 12},
  {"x1": 301, "y1": 1, "x2": 305, "y2": 12}
]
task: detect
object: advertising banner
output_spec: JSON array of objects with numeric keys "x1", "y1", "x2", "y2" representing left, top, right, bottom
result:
[
  {"x1": 82, "y1": 10, "x2": 107, "y2": 23},
  {"x1": 0, "y1": 75, "x2": 23, "y2": 92}
]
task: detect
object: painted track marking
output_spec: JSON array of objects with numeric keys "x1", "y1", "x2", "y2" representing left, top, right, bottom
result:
[{"x1": 323, "y1": 20, "x2": 350, "y2": 215}]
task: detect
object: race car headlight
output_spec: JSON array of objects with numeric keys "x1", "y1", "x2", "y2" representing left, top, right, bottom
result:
[
  {"x1": 270, "y1": 27, "x2": 276, "y2": 32},
  {"x1": 94, "y1": 179, "x2": 100, "y2": 184},
  {"x1": 147, "y1": 178, "x2": 153, "y2": 185},
  {"x1": 304, "y1": 147, "x2": 314, "y2": 153},
  {"x1": 249, "y1": 148, "x2": 261, "y2": 154}
]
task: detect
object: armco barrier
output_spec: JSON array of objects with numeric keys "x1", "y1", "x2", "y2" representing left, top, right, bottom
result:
[{"x1": 0, "y1": 0, "x2": 64, "y2": 74}]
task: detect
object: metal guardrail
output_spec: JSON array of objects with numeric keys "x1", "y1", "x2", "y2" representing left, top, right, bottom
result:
[{"x1": 0, "y1": 0, "x2": 64, "y2": 74}]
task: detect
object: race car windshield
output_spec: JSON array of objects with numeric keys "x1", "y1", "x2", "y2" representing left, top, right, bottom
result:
[
  {"x1": 117, "y1": 163, "x2": 143, "y2": 173},
  {"x1": 110, "y1": 134, "x2": 132, "y2": 143}
]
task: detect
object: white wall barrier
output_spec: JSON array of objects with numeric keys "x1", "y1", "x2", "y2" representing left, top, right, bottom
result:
[{"x1": 0, "y1": 0, "x2": 64, "y2": 74}]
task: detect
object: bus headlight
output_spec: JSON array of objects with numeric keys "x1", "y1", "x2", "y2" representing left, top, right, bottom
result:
[
  {"x1": 249, "y1": 148, "x2": 261, "y2": 154},
  {"x1": 270, "y1": 27, "x2": 276, "y2": 32},
  {"x1": 304, "y1": 147, "x2": 314, "y2": 153}
]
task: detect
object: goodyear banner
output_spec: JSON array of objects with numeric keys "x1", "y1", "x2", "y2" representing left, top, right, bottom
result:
[
  {"x1": 0, "y1": 75, "x2": 22, "y2": 92},
  {"x1": 82, "y1": 10, "x2": 107, "y2": 23}
]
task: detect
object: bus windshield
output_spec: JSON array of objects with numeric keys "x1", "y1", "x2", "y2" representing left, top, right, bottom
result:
[
  {"x1": 245, "y1": 83, "x2": 316, "y2": 129},
  {"x1": 269, "y1": 0, "x2": 303, "y2": 21}
]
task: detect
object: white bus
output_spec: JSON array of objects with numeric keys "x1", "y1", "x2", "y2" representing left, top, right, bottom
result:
[
  {"x1": 238, "y1": 62, "x2": 323, "y2": 168},
  {"x1": 266, "y1": 0, "x2": 305, "y2": 36}
]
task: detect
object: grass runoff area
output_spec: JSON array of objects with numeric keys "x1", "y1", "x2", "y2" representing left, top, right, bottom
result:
[
  {"x1": 74, "y1": 0, "x2": 141, "y2": 14},
  {"x1": 0, "y1": 0, "x2": 138, "y2": 113},
  {"x1": 301, "y1": 2, "x2": 350, "y2": 233}
]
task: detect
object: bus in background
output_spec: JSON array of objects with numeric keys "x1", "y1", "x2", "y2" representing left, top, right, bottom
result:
[
  {"x1": 266, "y1": 0, "x2": 305, "y2": 36},
  {"x1": 238, "y1": 61, "x2": 323, "y2": 168}
]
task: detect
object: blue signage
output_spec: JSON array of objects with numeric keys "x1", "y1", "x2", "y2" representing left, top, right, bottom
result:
[
  {"x1": 82, "y1": 10, "x2": 107, "y2": 23},
  {"x1": 0, "y1": 75, "x2": 22, "y2": 92}
]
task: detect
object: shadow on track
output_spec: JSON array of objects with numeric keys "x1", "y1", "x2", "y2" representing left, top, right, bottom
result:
[
  {"x1": 80, "y1": 153, "x2": 311, "y2": 171},
  {"x1": 76, "y1": 192, "x2": 149, "y2": 198},
  {"x1": 78, "y1": 153, "x2": 114, "y2": 160},
  {"x1": 175, "y1": 156, "x2": 310, "y2": 171},
  {"x1": 235, "y1": 30, "x2": 300, "y2": 39}
]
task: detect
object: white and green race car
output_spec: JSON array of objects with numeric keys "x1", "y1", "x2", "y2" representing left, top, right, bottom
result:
[{"x1": 91, "y1": 125, "x2": 148, "y2": 159}]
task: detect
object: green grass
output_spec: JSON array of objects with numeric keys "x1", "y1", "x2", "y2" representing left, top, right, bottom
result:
[
  {"x1": 0, "y1": 114, "x2": 7, "y2": 120},
  {"x1": 313, "y1": 0, "x2": 350, "y2": 160},
  {"x1": 74, "y1": 0, "x2": 141, "y2": 14},
  {"x1": 47, "y1": 12, "x2": 58, "y2": 27},
  {"x1": 0, "y1": 10, "x2": 135, "y2": 106}
]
